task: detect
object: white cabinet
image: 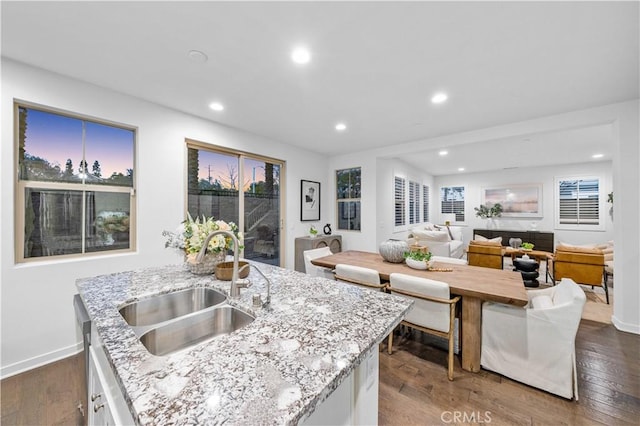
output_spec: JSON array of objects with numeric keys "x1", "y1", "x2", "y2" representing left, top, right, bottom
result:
[{"x1": 89, "y1": 324, "x2": 134, "y2": 425}]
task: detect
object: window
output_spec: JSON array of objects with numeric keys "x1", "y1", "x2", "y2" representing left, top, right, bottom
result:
[
  {"x1": 187, "y1": 141, "x2": 284, "y2": 266},
  {"x1": 556, "y1": 177, "x2": 603, "y2": 229},
  {"x1": 440, "y1": 186, "x2": 465, "y2": 222},
  {"x1": 409, "y1": 180, "x2": 420, "y2": 225},
  {"x1": 16, "y1": 103, "x2": 135, "y2": 261},
  {"x1": 394, "y1": 176, "x2": 405, "y2": 227},
  {"x1": 336, "y1": 167, "x2": 361, "y2": 231},
  {"x1": 423, "y1": 185, "x2": 430, "y2": 223}
]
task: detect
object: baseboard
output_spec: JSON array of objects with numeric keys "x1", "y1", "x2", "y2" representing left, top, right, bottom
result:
[
  {"x1": 0, "y1": 341, "x2": 83, "y2": 380},
  {"x1": 612, "y1": 315, "x2": 640, "y2": 335}
]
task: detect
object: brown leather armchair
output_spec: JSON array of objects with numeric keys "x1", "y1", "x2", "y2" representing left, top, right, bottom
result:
[
  {"x1": 467, "y1": 241, "x2": 504, "y2": 269},
  {"x1": 550, "y1": 245, "x2": 608, "y2": 303}
]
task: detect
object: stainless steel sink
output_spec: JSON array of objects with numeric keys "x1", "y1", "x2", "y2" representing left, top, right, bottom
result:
[
  {"x1": 139, "y1": 306, "x2": 255, "y2": 356},
  {"x1": 119, "y1": 287, "x2": 227, "y2": 326}
]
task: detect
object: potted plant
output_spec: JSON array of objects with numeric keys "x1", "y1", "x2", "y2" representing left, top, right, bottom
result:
[
  {"x1": 474, "y1": 203, "x2": 503, "y2": 229},
  {"x1": 309, "y1": 225, "x2": 318, "y2": 238},
  {"x1": 520, "y1": 242, "x2": 534, "y2": 251},
  {"x1": 403, "y1": 250, "x2": 433, "y2": 270}
]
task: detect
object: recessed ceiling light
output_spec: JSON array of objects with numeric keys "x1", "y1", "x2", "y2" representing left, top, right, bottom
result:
[
  {"x1": 335, "y1": 123, "x2": 347, "y2": 131},
  {"x1": 291, "y1": 46, "x2": 311, "y2": 64},
  {"x1": 188, "y1": 50, "x2": 208, "y2": 63},
  {"x1": 431, "y1": 92, "x2": 448, "y2": 104},
  {"x1": 209, "y1": 102, "x2": 224, "y2": 111},
  {"x1": 592, "y1": 153, "x2": 604, "y2": 159},
  {"x1": 439, "y1": 150, "x2": 448, "y2": 156},
  {"x1": 458, "y1": 167, "x2": 465, "y2": 172}
]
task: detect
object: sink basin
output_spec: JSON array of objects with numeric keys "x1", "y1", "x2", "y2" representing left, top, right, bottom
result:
[
  {"x1": 119, "y1": 287, "x2": 227, "y2": 326},
  {"x1": 139, "y1": 306, "x2": 255, "y2": 356}
]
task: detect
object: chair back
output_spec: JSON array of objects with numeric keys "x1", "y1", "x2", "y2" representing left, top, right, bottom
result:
[
  {"x1": 467, "y1": 242, "x2": 504, "y2": 269},
  {"x1": 303, "y1": 247, "x2": 334, "y2": 278},
  {"x1": 389, "y1": 273, "x2": 451, "y2": 332},
  {"x1": 334, "y1": 263, "x2": 383, "y2": 290},
  {"x1": 553, "y1": 247, "x2": 604, "y2": 286}
]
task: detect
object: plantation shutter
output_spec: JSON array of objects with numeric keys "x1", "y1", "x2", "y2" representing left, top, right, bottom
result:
[
  {"x1": 423, "y1": 185, "x2": 430, "y2": 223},
  {"x1": 559, "y1": 179, "x2": 600, "y2": 225},
  {"x1": 409, "y1": 181, "x2": 420, "y2": 225},
  {"x1": 394, "y1": 176, "x2": 406, "y2": 226}
]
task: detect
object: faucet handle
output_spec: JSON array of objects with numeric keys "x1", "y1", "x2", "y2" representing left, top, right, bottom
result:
[{"x1": 235, "y1": 278, "x2": 252, "y2": 289}]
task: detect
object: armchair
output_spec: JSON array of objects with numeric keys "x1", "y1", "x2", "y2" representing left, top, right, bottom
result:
[
  {"x1": 550, "y1": 244, "x2": 607, "y2": 303},
  {"x1": 407, "y1": 225, "x2": 464, "y2": 259},
  {"x1": 467, "y1": 241, "x2": 504, "y2": 269},
  {"x1": 481, "y1": 278, "x2": 586, "y2": 399}
]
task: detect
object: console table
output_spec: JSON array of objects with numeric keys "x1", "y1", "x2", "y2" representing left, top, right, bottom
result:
[{"x1": 473, "y1": 229, "x2": 554, "y2": 253}]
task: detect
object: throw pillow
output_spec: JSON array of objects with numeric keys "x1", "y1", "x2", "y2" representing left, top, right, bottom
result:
[
  {"x1": 474, "y1": 234, "x2": 503, "y2": 245},
  {"x1": 412, "y1": 229, "x2": 450, "y2": 242},
  {"x1": 556, "y1": 243, "x2": 603, "y2": 255},
  {"x1": 470, "y1": 240, "x2": 502, "y2": 247}
]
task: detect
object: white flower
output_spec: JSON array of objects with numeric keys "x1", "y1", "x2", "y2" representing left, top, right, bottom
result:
[{"x1": 215, "y1": 220, "x2": 230, "y2": 231}]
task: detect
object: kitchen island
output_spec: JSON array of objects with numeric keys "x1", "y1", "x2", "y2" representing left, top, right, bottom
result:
[{"x1": 76, "y1": 262, "x2": 412, "y2": 425}]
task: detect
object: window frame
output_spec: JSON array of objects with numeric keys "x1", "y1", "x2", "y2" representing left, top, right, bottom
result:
[
  {"x1": 408, "y1": 180, "x2": 420, "y2": 226},
  {"x1": 336, "y1": 167, "x2": 361, "y2": 232},
  {"x1": 422, "y1": 184, "x2": 430, "y2": 223},
  {"x1": 440, "y1": 185, "x2": 466, "y2": 223},
  {"x1": 14, "y1": 101, "x2": 137, "y2": 263},
  {"x1": 554, "y1": 175, "x2": 606, "y2": 231},
  {"x1": 393, "y1": 176, "x2": 406, "y2": 230}
]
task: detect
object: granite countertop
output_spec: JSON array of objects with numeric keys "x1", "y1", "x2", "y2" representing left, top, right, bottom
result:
[{"x1": 76, "y1": 262, "x2": 412, "y2": 425}]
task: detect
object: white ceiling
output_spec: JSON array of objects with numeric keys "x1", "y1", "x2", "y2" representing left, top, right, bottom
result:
[{"x1": 2, "y1": 1, "x2": 638, "y2": 175}]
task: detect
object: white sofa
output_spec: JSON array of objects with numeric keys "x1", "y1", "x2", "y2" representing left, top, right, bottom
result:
[
  {"x1": 481, "y1": 278, "x2": 586, "y2": 400},
  {"x1": 407, "y1": 225, "x2": 464, "y2": 259}
]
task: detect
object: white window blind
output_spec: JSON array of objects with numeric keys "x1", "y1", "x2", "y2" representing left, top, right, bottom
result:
[
  {"x1": 409, "y1": 180, "x2": 420, "y2": 225},
  {"x1": 558, "y1": 178, "x2": 600, "y2": 225},
  {"x1": 394, "y1": 176, "x2": 406, "y2": 226},
  {"x1": 440, "y1": 186, "x2": 465, "y2": 222},
  {"x1": 422, "y1": 185, "x2": 430, "y2": 223}
]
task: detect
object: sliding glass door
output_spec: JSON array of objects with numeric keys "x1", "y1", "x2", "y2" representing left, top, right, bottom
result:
[{"x1": 187, "y1": 141, "x2": 284, "y2": 266}]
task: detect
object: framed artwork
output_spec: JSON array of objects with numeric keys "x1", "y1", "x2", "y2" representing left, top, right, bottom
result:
[
  {"x1": 482, "y1": 184, "x2": 543, "y2": 218},
  {"x1": 301, "y1": 180, "x2": 320, "y2": 221}
]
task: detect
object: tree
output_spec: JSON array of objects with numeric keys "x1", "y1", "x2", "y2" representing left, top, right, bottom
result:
[
  {"x1": 18, "y1": 107, "x2": 28, "y2": 178},
  {"x1": 92, "y1": 160, "x2": 102, "y2": 178},
  {"x1": 218, "y1": 164, "x2": 238, "y2": 190},
  {"x1": 78, "y1": 159, "x2": 88, "y2": 175},
  {"x1": 64, "y1": 159, "x2": 74, "y2": 178},
  {"x1": 187, "y1": 148, "x2": 199, "y2": 194}
]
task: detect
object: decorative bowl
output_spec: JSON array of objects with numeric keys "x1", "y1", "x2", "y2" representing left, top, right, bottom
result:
[
  {"x1": 215, "y1": 261, "x2": 250, "y2": 281},
  {"x1": 406, "y1": 257, "x2": 433, "y2": 270}
]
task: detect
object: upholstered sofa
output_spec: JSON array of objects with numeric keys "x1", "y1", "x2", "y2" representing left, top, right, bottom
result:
[{"x1": 407, "y1": 224, "x2": 464, "y2": 259}]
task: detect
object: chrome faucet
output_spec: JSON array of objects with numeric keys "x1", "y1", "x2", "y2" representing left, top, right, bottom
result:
[
  {"x1": 238, "y1": 263, "x2": 272, "y2": 308},
  {"x1": 196, "y1": 230, "x2": 241, "y2": 297}
]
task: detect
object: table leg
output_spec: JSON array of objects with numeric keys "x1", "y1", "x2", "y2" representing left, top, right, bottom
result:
[{"x1": 461, "y1": 296, "x2": 482, "y2": 373}]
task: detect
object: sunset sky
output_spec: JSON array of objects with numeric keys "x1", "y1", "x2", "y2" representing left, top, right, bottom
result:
[{"x1": 23, "y1": 108, "x2": 134, "y2": 178}]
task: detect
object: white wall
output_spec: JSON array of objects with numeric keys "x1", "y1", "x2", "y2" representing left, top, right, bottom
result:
[
  {"x1": 0, "y1": 60, "x2": 330, "y2": 376},
  {"x1": 434, "y1": 161, "x2": 614, "y2": 246}
]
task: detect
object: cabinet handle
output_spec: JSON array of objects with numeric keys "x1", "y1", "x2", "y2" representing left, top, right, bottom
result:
[
  {"x1": 93, "y1": 403, "x2": 105, "y2": 413},
  {"x1": 91, "y1": 393, "x2": 102, "y2": 402}
]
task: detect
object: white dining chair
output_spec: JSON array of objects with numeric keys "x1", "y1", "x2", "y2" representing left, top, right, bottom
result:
[
  {"x1": 303, "y1": 247, "x2": 335, "y2": 280},
  {"x1": 387, "y1": 273, "x2": 460, "y2": 380},
  {"x1": 334, "y1": 263, "x2": 386, "y2": 291}
]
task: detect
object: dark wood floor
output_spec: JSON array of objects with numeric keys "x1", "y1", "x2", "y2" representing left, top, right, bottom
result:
[
  {"x1": 1, "y1": 320, "x2": 638, "y2": 425},
  {"x1": 1, "y1": 353, "x2": 85, "y2": 426},
  {"x1": 380, "y1": 320, "x2": 640, "y2": 425}
]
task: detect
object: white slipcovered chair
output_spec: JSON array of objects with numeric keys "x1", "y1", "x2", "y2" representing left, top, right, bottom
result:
[
  {"x1": 303, "y1": 247, "x2": 335, "y2": 280},
  {"x1": 387, "y1": 273, "x2": 460, "y2": 380},
  {"x1": 334, "y1": 263, "x2": 385, "y2": 291},
  {"x1": 407, "y1": 225, "x2": 464, "y2": 259},
  {"x1": 481, "y1": 278, "x2": 586, "y2": 399}
]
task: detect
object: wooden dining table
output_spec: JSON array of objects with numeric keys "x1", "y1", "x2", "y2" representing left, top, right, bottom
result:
[{"x1": 312, "y1": 250, "x2": 528, "y2": 373}]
